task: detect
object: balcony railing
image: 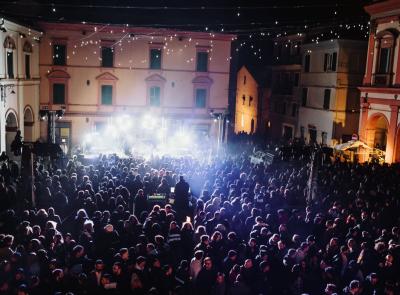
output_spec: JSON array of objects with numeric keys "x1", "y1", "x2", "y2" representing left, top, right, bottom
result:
[{"x1": 373, "y1": 73, "x2": 393, "y2": 87}]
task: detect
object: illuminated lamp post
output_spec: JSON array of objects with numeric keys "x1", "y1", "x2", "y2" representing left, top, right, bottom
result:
[
  {"x1": 209, "y1": 109, "x2": 229, "y2": 154},
  {"x1": 39, "y1": 108, "x2": 65, "y2": 144}
]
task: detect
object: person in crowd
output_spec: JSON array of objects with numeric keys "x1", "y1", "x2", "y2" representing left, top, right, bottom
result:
[{"x1": 0, "y1": 140, "x2": 399, "y2": 295}]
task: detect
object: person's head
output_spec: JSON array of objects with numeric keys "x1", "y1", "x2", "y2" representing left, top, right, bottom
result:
[
  {"x1": 120, "y1": 248, "x2": 129, "y2": 261},
  {"x1": 216, "y1": 272, "x2": 225, "y2": 284},
  {"x1": 136, "y1": 256, "x2": 146, "y2": 270},
  {"x1": 112, "y1": 262, "x2": 122, "y2": 275},
  {"x1": 194, "y1": 250, "x2": 204, "y2": 260},
  {"x1": 201, "y1": 235, "x2": 209, "y2": 245},
  {"x1": 17, "y1": 284, "x2": 28, "y2": 295},
  {"x1": 368, "y1": 273, "x2": 378, "y2": 285},
  {"x1": 203, "y1": 257, "x2": 212, "y2": 270},
  {"x1": 95, "y1": 259, "x2": 104, "y2": 271},
  {"x1": 244, "y1": 259, "x2": 253, "y2": 269},
  {"x1": 349, "y1": 280, "x2": 360, "y2": 294},
  {"x1": 228, "y1": 250, "x2": 237, "y2": 260},
  {"x1": 325, "y1": 283, "x2": 337, "y2": 295}
]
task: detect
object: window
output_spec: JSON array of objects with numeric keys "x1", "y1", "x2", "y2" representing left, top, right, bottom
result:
[
  {"x1": 53, "y1": 44, "x2": 66, "y2": 66},
  {"x1": 53, "y1": 83, "x2": 65, "y2": 104},
  {"x1": 150, "y1": 48, "x2": 162, "y2": 69},
  {"x1": 323, "y1": 89, "x2": 331, "y2": 110},
  {"x1": 25, "y1": 55, "x2": 30, "y2": 79},
  {"x1": 243, "y1": 75, "x2": 247, "y2": 85},
  {"x1": 249, "y1": 96, "x2": 253, "y2": 107},
  {"x1": 291, "y1": 104, "x2": 298, "y2": 117},
  {"x1": 101, "y1": 85, "x2": 113, "y2": 105},
  {"x1": 149, "y1": 86, "x2": 161, "y2": 107},
  {"x1": 101, "y1": 47, "x2": 113, "y2": 67},
  {"x1": 242, "y1": 95, "x2": 246, "y2": 105},
  {"x1": 324, "y1": 52, "x2": 337, "y2": 72},
  {"x1": 294, "y1": 73, "x2": 299, "y2": 87},
  {"x1": 196, "y1": 52, "x2": 208, "y2": 72},
  {"x1": 95, "y1": 122, "x2": 107, "y2": 133},
  {"x1": 304, "y1": 54, "x2": 310, "y2": 72},
  {"x1": 301, "y1": 88, "x2": 308, "y2": 106},
  {"x1": 195, "y1": 88, "x2": 207, "y2": 108},
  {"x1": 7, "y1": 51, "x2": 14, "y2": 78},
  {"x1": 378, "y1": 47, "x2": 391, "y2": 74}
]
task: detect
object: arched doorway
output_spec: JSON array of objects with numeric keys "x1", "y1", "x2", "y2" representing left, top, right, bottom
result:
[
  {"x1": 366, "y1": 114, "x2": 388, "y2": 150},
  {"x1": 24, "y1": 107, "x2": 34, "y2": 142},
  {"x1": 5, "y1": 111, "x2": 18, "y2": 157},
  {"x1": 251, "y1": 118, "x2": 255, "y2": 134}
]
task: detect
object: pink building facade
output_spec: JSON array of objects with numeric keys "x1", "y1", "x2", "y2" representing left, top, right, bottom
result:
[
  {"x1": 38, "y1": 22, "x2": 234, "y2": 152},
  {"x1": 358, "y1": 0, "x2": 400, "y2": 163}
]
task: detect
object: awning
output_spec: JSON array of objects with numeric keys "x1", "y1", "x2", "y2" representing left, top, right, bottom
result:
[{"x1": 334, "y1": 140, "x2": 372, "y2": 151}]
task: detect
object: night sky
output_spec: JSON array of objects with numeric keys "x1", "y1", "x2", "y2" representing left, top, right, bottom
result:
[{"x1": 0, "y1": 0, "x2": 371, "y2": 76}]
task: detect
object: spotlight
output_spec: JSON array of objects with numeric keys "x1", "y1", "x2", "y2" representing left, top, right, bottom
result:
[
  {"x1": 56, "y1": 109, "x2": 65, "y2": 118},
  {"x1": 39, "y1": 110, "x2": 48, "y2": 121}
]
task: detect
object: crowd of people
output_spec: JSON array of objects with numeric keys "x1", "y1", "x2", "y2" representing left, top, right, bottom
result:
[{"x1": 0, "y1": 141, "x2": 399, "y2": 295}]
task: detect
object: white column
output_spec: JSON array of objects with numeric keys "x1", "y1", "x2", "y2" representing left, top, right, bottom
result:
[
  {"x1": 0, "y1": 93, "x2": 5, "y2": 152},
  {"x1": 18, "y1": 84, "x2": 24, "y2": 137}
]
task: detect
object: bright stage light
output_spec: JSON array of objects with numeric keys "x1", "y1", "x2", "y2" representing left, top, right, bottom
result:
[
  {"x1": 142, "y1": 114, "x2": 158, "y2": 129},
  {"x1": 174, "y1": 130, "x2": 192, "y2": 147},
  {"x1": 105, "y1": 124, "x2": 118, "y2": 137}
]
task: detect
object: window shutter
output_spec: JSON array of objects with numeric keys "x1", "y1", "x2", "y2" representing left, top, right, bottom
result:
[
  {"x1": 53, "y1": 44, "x2": 66, "y2": 66},
  {"x1": 53, "y1": 84, "x2": 65, "y2": 104},
  {"x1": 323, "y1": 89, "x2": 331, "y2": 110},
  {"x1": 150, "y1": 49, "x2": 162, "y2": 69},
  {"x1": 101, "y1": 85, "x2": 113, "y2": 105},
  {"x1": 332, "y1": 52, "x2": 337, "y2": 71},
  {"x1": 101, "y1": 47, "x2": 114, "y2": 67},
  {"x1": 196, "y1": 52, "x2": 208, "y2": 72},
  {"x1": 25, "y1": 55, "x2": 30, "y2": 79},
  {"x1": 324, "y1": 53, "x2": 328, "y2": 72},
  {"x1": 7, "y1": 52, "x2": 14, "y2": 78},
  {"x1": 195, "y1": 89, "x2": 207, "y2": 108},
  {"x1": 302, "y1": 88, "x2": 308, "y2": 106}
]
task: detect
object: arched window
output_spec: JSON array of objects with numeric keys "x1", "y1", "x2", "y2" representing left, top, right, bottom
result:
[
  {"x1": 374, "y1": 30, "x2": 397, "y2": 86},
  {"x1": 3, "y1": 36, "x2": 16, "y2": 79},
  {"x1": 23, "y1": 41, "x2": 33, "y2": 79}
]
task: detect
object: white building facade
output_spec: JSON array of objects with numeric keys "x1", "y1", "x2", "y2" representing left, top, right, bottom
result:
[
  {"x1": 0, "y1": 18, "x2": 41, "y2": 157},
  {"x1": 297, "y1": 40, "x2": 366, "y2": 146}
]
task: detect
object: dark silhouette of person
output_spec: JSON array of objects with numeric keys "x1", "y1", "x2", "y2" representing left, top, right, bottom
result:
[
  {"x1": 11, "y1": 130, "x2": 23, "y2": 156},
  {"x1": 174, "y1": 175, "x2": 190, "y2": 222}
]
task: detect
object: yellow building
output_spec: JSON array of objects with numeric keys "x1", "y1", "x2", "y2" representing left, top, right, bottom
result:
[{"x1": 234, "y1": 66, "x2": 258, "y2": 134}]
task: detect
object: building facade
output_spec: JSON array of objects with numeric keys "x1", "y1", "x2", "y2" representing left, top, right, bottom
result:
[
  {"x1": 234, "y1": 66, "x2": 258, "y2": 134},
  {"x1": 268, "y1": 34, "x2": 304, "y2": 141},
  {"x1": 297, "y1": 39, "x2": 366, "y2": 146},
  {"x1": 38, "y1": 22, "x2": 234, "y2": 152},
  {"x1": 359, "y1": 0, "x2": 400, "y2": 163},
  {"x1": 0, "y1": 18, "x2": 41, "y2": 158}
]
